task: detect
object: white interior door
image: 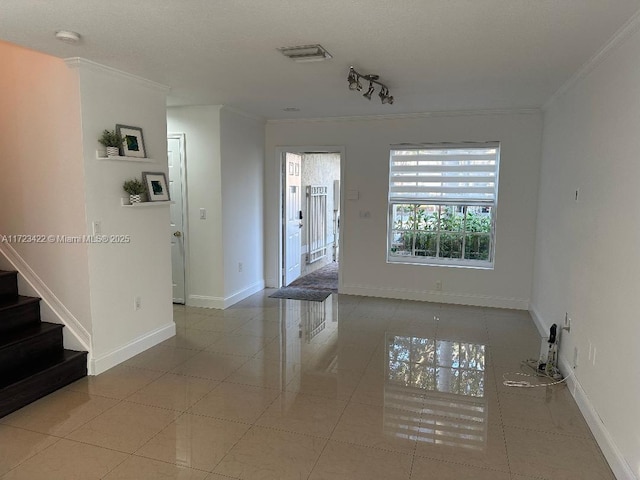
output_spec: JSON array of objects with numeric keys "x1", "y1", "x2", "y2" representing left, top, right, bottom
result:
[
  {"x1": 168, "y1": 135, "x2": 186, "y2": 303},
  {"x1": 284, "y1": 153, "x2": 302, "y2": 285}
]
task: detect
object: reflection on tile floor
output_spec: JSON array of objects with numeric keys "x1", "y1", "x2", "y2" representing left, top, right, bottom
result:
[{"x1": 0, "y1": 291, "x2": 615, "y2": 479}]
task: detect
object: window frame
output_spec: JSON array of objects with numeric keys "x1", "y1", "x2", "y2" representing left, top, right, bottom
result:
[{"x1": 386, "y1": 143, "x2": 500, "y2": 269}]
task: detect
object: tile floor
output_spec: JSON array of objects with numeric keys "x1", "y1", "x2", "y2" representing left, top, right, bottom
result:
[{"x1": 0, "y1": 291, "x2": 615, "y2": 479}]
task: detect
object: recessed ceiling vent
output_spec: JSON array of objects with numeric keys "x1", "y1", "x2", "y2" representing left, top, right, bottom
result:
[{"x1": 278, "y1": 44, "x2": 332, "y2": 62}]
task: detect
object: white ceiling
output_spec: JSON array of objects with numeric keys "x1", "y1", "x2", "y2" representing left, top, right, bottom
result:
[{"x1": 2, "y1": 1, "x2": 639, "y2": 119}]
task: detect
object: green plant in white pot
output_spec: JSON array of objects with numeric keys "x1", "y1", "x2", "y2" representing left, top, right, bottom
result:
[
  {"x1": 99, "y1": 129, "x2": 124, "y2": 157},
  {"x1": 123, "y1": 178, "x2": 145, "y2": 204}
]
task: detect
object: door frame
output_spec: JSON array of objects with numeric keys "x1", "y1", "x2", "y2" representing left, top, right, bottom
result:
[
  {"x1": 275, "y1": 146, "x2": 345, "y2": 290},
  {"x1": 168, "y1": 132, "x2": 189, "y2": 303}
]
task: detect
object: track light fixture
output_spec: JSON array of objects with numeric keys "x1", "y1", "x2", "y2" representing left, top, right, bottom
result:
[{"x1": 347, "y1": 66, "x2": 394, "y2": 104}]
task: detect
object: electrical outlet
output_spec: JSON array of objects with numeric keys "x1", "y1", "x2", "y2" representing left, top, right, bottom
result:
[
  {"x1": 238, "y1": 262, "x2": 243, "y2": 273},
  {"x1": 134, "y1": 296, "x2": 142, "y2": 311},
  {"x1": 435, "y1": 280, "x2": 442, "y2": 291},
  {"x1": 92, "y1": 221, "x2": 102, "y2": 235}
]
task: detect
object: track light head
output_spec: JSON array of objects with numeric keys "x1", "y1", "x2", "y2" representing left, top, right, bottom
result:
[
  {"x1": 347, "y1": 70, "x2": 359, "y2": 90},
  {"x1": 379, "y1": 87, "x2": 392, "y2": 104},
  {"x1": 363, "y1": 83, "x2": 375, "y2": 100}
]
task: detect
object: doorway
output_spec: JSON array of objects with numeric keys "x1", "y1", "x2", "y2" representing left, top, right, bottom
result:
[{"x1": 279, "y1": 148, "x2": 343, "y2": 290}]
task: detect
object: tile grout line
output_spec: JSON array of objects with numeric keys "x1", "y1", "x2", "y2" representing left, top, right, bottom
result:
[
  {"x1": 205, "y1": 379, "x2": 292, "y2": 477},
  {"x1": 484, "y1": 313, "x2": 514, "y2": 479}
]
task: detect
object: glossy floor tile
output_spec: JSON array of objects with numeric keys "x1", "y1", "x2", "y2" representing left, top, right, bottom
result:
[{"x1": 0, "y1": 291, "x2": 616, "y2": 479}]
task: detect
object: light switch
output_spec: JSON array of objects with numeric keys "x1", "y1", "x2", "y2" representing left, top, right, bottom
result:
[{"x1": 199, "y1": 208, "x2": 206, "y2": 220}]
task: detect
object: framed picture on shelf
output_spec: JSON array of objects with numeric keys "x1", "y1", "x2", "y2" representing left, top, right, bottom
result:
[
  {"x1": 116, "y1": 124, "x2": 146, "y2": 158},
  {"x1": 142, "y1": 172, "x2": 170, "y2": 202}
]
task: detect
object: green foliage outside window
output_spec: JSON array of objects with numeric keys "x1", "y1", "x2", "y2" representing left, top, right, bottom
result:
[{"x1": 390, "y1": 204, "x2": 492, "y2": 262}]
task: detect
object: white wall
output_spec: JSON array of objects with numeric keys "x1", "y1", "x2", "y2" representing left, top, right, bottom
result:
[
  {"x1": 72, "y1": 59, "x2": 174, "y2": 372},
  {"x1": 0, "y1": 42, "x2": 92, "y2": 334},
  {"x1": 220, "y1": 107, "x2": 265, "y2": 302},
  {"x1": 167, "y1": 106, "x2": 225, "y2": 305},
  {"x1": 531, "y1": 22, "x2": 640, "y2": 480},
  {"x1": 266, "y1": 112, "x2": 543, "y2": 309},
  {"x1": 167, "y1": 106, "x2": 265, "y2": 308}
]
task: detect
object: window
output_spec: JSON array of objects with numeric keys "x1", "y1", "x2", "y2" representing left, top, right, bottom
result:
[{"x1": 387, "y1": 143, "x2": 500, "y2": 268}]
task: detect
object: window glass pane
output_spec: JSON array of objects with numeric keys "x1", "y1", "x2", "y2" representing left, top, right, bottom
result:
[
  {"x1": 388, "y1": 360, "x2": 410, "y2": 385},
  {"x1": 412, "y1": 366, "x2": 436, "y2": 389},
  {"x1": 390, "y1": 231, "x2": 413, "y2": 256},
  {"x1": 460, "y1": 369, "x2": 485, "y2": 397},
  {"x1": 419, "y1": 205, "x2": 439, "y2": 231},
  {"x1": 414, "y1": 232, "x2": 437, "y2": 257},
  {"x1": 458, "y1": 343, "x2": 486, "y2": 370},
  {"x1": 464, "y1": 234, "x2": 490, "y2": 260},
  {"x1": 411, "y1": 337, "x2": 435, "y2": 364},
  {"x1": 439, "y1": 233, "x2": 463, "y2": 259},
  {"x1": 439, "y1": 205, "x2": 465, "y2": 232},
  {"x1": 393, "y1": 204, "x2": 414, "y2": 230},
  {"x1": 436, "y1": 367, "x2": 460, "y2": 392},
  {"x1": 465, "y1": 206, "x2": 492, "y2": 233}
]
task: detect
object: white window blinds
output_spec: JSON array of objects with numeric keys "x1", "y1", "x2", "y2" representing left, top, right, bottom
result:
[{"x1": 389, "y1": 143, "x2": 500, "y2": 205}]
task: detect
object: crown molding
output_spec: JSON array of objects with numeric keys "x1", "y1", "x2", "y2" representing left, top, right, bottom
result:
[
  {"x1": 64, "y1": 57, "x2": 171, "y2": 93},
  {"x1": 266, "y1": 107, "x2": 541, "y2": 125},
  {"x1": 543, "y1": 9, "x2": 640, "y2": 111}
]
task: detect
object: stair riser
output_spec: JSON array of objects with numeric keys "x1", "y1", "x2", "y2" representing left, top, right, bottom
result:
[
  {"x1": 0, "y1": 351, "x2": 87, "y2": 418},
  {"x1": 0, "y1": 272, "x2": 18, "y2": 300},
  {"x1": 0, "y1": 301, "x2": 40, "y2": 333},
  {"x1": 0, "y1": 328, "x2": 64, "y2": 377}
]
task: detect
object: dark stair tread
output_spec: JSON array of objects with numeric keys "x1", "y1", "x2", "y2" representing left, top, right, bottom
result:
[
  {"x1": 0, "y1": 350, "x2": 87, "y2": 418},
  {"x1": 0, "y1": 349, "x2": 85, "y2": 389},
  {"x1": 0, "y1": 295, "x2": 40, "y2": 311},
  {"x1": 0, "y1": 322, "x2": 63, "y2": 349},
  {"x1": 0, "y1": 270, "x2": 18, "y2": 276}
]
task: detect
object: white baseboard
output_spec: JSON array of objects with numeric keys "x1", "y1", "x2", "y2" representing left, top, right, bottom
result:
[
  {"x1": 340, "y1": 283, "x2": 529, "y2": 310},
  {"x1": 187, "y1": 280, "x2": 266, "y2": 310},
  {"x1": 532, "y1": 303, "x2": 636, "y2": 480},
  {"x1": 222, "y1": 280, "x2": 265, "y2": 308},
  {"x1": 557, "y1": 354, "x2": 637, "y2": 480},
  {"x1": 528, "y1": 304, "x2": 550, "y2": 337},
  {"x1": 90, "y1": 322, "x2": 176, "y2": 375},
  {"x1": 187, "y1": 295, "x2": 225, "y2": 309}
]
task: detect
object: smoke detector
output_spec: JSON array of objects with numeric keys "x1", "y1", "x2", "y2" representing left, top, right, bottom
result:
[
  {"x1": 278, "y1": 44, "x2": 332, "y2": 62},
  {"x1": 55, "y1": 30, "x2": 81, "y2": 44}
]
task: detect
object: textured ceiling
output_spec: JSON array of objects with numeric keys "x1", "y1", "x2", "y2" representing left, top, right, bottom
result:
[{"x1": 1, "y1": 0, "x2": 639, "y2": 119}]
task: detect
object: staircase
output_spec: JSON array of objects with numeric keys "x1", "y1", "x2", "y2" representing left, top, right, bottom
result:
[{"x1": 0, "y1": 270, "x2": 87, "y2": 418}]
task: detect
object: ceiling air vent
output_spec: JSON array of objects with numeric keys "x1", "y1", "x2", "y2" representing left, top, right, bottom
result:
[{"x1": 278, "y1": 44, "x2": 332, "y2": 62}]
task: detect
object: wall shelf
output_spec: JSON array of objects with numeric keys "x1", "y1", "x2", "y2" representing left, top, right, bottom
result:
[
  {"x1": 121, "y1": 201, "x2": 173, "y2": 208},
  {"x1": 96, "y1": 151, "x2": 155, "y2": 163}
]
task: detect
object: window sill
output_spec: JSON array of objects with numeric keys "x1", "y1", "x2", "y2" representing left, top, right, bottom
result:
[{"x1": 387, "y1": 257, "x2": 494, "y2": 270}]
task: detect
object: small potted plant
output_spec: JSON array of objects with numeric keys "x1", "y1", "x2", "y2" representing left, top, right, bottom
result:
[
  {"x1": 123, "y1": 178, "x2": 146, "y2": 204},
  {"x1": 99, "y1": 129, "x2": 124, "y2": 157}
]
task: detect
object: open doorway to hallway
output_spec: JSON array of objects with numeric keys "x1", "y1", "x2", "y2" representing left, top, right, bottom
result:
[{"x1": 281, "y1": 149, "x2": 342, "y2": 292}]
